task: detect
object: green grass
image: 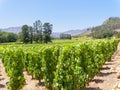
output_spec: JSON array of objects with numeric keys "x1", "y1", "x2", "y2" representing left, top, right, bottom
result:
[
  {"x1": 0, "y1": 39, "x2": 86, "y2": 46},
  {"x1": 0, "y1": 38, "x2": 116, "y2": 48}
]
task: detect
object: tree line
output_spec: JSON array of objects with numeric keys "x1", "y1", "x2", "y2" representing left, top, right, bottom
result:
[
  {"x1": 60, "y1": 33, "x2": 71, "y2": 39},
  {"x1": 19, "y1": 20, "x2": 53, "y2": 44},
  {"x1": 0, "y1": 20, "x2": 53, "y2": 44},
  {"x1": 0, "y1": 31, "x2": 17, "y2": 43}
]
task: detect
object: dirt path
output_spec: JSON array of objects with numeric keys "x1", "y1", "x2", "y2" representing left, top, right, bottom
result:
[
  {"x1": 0, "y1": 60, "x2": 9, "y2": 90},
  {"x1": 1, "y1": 44, "x2": 120, "y2": 90},
  {"x1": 86, "y1": 44, "x2": 120, "y2": 90},
  {"x1": 0, "y1": 60, "x2": 47, "y2": 90}
]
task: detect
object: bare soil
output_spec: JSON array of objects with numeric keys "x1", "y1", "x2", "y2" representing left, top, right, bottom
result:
[
  {"x1": 86, "y1": 43, "x2": 120, "y2": 90},
  {"x1": 0, "y1": 60, "x2": 48, "y2": 90}
]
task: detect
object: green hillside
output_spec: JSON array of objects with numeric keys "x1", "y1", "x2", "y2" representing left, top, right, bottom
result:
[{"x1": 76, "y1": 17, "x2": 120, "y2": 39}]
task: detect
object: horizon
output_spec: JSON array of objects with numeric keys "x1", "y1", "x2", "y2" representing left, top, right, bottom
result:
[
  {"x1": 0, "y1": 26, "x2": 87, "y2": 33},
  {"x1": 0, "y1": 0, "x2": 120, "y2": 32}
]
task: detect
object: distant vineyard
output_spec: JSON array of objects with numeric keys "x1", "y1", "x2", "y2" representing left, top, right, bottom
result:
[{"x1": 0, "y1": 39, "x2": 120, "y2": 90}]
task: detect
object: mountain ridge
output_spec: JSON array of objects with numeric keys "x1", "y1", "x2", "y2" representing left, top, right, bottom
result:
[
  {"x1": 0, "y1": 27, "x2": 87, "y2": 38},
  {"x1": 0, "y1": 27, "x2": 22, "y2": 34}
]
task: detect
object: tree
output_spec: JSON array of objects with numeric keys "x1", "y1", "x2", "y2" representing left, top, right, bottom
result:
[
  {"x1": 90, "y1": 17, "x2": 120, "y2": 39},
  {"x1": 0, "y1": 31, "x2": 17, "y2": 43},
  {"x1": 33, "y1": 20, "x2": 42, "y2": 43},
  {"x1": 103, "y1": 17, "x2": 120, "y2": 30},
  {"x1": 7, "y1": 32, "x2": 17, "y2": 42},
  {"x1": 60, "y1": 33, "x2": 71, "y2": 39},
  {"x1": 22, "y1": 25, "x2": 29, "y2": 43},
  {"x1": 91, "y1": 25, "x2": 116, "y2": 39},
  {"x1": 29, "y1": 26, "x2": 33, "y2": 44},
  {"x1": 114, "y1": 32, "x2": 120, "y2": 38},
  {"x1": 43, "y1": 22, "x2": 52, "y2": 43},
  {"x1": 0, "y1": 31, "x2": 7, "y2": 43},
  {"x1": 18, "y1": 32, "x2": 23, "y2": 42}
]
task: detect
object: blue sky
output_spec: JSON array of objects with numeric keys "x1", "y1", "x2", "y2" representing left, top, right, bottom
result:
[{"x1": 0, "y1": 0, "x2": 120, "y2": 32}]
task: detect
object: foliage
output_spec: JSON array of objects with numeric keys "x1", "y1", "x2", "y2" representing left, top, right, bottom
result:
[
  {"x1": 114, "y1": 32, "x2": 120, "y2": 38},
  {"x1": 29, "y1": 26, "x2": 33, "y2": 44},
  {"x1": 90, "y1": 17, "x2": 120, "y2": 39},
  {"x1": 60, "y1": 33, "x2": 71, "y2": 39},
  {"x1": 42, "y1": 46, "x2": 59, "y2": 89},
  {"x1": 91, "y1": 25, "x2": 116, "y2": 38},
  {"x1": 33, "y1": 20, "x2": 42, "y2": 43},
  {"x1": 53, "y1": 46, "x2": 88, "y2": 90},
  {"x1": 21, "y1": 25, "x2": 30, "y2": 43},
  {"x1": 1, "y1": 39, "x2": 119, "y2": 90},
  {"x1": 20, "y1": 21, "x2": 53, "y2": 44},
  {"x1": 0, "y1": 31, "x2": 17, "y2": 43},
  {"x1": 53, "y1": 39, "x2": 119, "y2": 90},
  {"x1": 43, "y1": 22, "x2": 53, "y2": 43},
  {"x1": 25, "y1": 47, "x2": 43, "y2": 82},
  {"x1": 103, "y1": 17, "x2": 120, "y2": 29},
  {"x1": 2, "y1": 47, "x2": 25, "y2": 90}
]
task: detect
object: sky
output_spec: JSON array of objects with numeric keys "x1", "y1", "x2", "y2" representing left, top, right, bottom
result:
[{"x1": 0, "y1": 0, "x2": 120, "y2": 32}]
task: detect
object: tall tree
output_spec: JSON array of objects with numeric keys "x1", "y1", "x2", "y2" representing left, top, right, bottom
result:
[
  {"x1": 29, "y1": 26, "x2": 33, "y2": 44},
  {"x1": 22, "y1": 25, "x2": 29, "y2": 43},
  {"x1": 17, "y1": 32, "x2": 23, "y2": 42},
  {"x1": 43, "y1": 22, "x2": 52, "y2": 43},
  {"x1": 33, "y1": 20, "x2": 42, "y2": 43}
]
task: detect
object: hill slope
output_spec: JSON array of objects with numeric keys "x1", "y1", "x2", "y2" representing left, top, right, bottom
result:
[
  {"x1": 77, "y1": 17, "x2": 120, "y2": 38},
  {"x1": 63, "y1": 29, "x2": 87, "y2": 36}
]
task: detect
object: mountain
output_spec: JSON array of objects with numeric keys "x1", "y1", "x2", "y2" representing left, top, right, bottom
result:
[
  {"x1": 103, "y1": 17, "x2": 120, "y2": 29},
  {"x1": 51, "y1": 32, "x2": 61, "y2": 38},
  {"x1": 1, "y1": 26, "x2": 87, "y2": 38},
  {"x1": 51, "y1": 29, "x2": 87, "y2": 38},
  {"x1": 1, "y1": 17, "x2": 120, "y2": 39},
  {"x1": 77, "y1": 17, "x2": 120, "y2": 38},
  {"x1": 63, "y1": 29, "x2": 87, "y2": 36},
  {"x1": 0, "y1": 27, "x2": 22, "y2": 34}
]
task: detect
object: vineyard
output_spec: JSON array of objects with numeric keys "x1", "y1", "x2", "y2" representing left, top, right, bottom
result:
[{"x1": 0, "y1": 39, "x2": 120, "y2": 90}]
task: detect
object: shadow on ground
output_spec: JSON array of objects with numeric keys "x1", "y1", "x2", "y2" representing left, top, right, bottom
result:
[
  {"x1": 0, "y1": 78, "x2": 5, "y2": 81},
  {"x1": 37, "y1": 81, "x2": 45, "y2": 87},
  {"x1": 98, "y1": 72, "x2": 112, "y2": 77},
  {"x1": 104, "y1": 61, "x2": 113, "y2": 65},
  {"x1": 0, "y1": 84, "x2": 5, "y2": 88},
  {"x1": 101, "y1": 66, "x2": 110, "y2": 70},
  {"x1": 91, "y1": 79, "x2": 104, "y2": 83},
  {"x1": 86, "y1": 87, "x2": 102, "y2": 90}
]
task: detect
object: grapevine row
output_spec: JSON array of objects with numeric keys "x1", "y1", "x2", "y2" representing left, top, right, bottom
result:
[{"x1": 1, "y1": 39, "x2": 120, "y2": 90}]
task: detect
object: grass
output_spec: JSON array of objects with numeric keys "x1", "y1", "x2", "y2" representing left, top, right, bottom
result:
[
  {"x1": 0, "y1": 37, "x2": 115, "y2": 48},
  {"x1": 0, "y1": 38, "x2": 88, "y2": 46}
]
